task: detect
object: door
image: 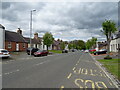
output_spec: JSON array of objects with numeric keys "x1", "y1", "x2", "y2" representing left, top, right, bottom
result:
[{"x1": 16, "y1": 43, "x2": 19, "y2": 51}]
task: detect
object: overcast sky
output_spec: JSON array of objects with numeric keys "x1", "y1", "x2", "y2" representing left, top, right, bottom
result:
[{"x1": 1, "y1": 1, "x2": 118, "y2": 41}]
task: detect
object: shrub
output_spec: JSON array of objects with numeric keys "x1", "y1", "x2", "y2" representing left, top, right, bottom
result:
[{"x1": 104, "y1": 55, "x2": 112, "y2": 59}]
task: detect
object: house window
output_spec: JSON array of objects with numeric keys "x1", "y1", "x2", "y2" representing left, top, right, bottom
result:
[
  {"x1": 23, "y1": 43, "x2": 26, "y2": 48},
  {"x1": 8, "y1": 42, "x2": 12, "y2": 48}
]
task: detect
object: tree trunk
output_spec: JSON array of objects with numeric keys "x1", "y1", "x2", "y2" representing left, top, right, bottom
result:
[
  {"x1": 47, "y1": 45, "x2": 48, "y2": 51},
  {"x1": 107, "y1": 39, "x2": 111, "y2": 57}
]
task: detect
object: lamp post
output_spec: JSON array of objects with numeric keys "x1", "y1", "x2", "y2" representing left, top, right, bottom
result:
[{"x1": 30, "y1": 9, "x2": 36, "y2": 56}]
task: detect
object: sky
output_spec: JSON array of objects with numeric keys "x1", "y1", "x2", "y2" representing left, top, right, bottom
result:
[{"x1": 0, "y1": 1, "x2": 118, "y2": 42}]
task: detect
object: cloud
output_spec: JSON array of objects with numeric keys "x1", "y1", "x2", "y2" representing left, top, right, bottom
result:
[{"x1": 1, "y1": 2, "x2": 118, "y2": 41}]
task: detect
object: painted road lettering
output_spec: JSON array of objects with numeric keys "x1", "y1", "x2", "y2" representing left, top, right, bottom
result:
[
  {"x1": 74, "y1": 78, "x2": 108, "y2": 88},
  {"x1": 73, "y1": 68, "x2": 106, "y2": 77}
]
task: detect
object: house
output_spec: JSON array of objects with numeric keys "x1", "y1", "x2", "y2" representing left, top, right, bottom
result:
[
  {"x1": 52, "y1": 39, "x2": 62, "y2": 50},
  {"x1": 110, "y1": 31, "x2": 120, "y2": 52},
  {"x1": 24, "y1": 33, "x2": 52, "y2": 50},
  {"x1": 5, "y1": 28, "x2": 28, "y2": 52},
  {"x1": 0, "y1": 24, "x2": 5, "y2": 49},
  {"x1": 24, "y1": 33, "x2": 42, "y2": 49},
  {"x1": 98, "y1": 41, "x2": 107, "y2": 50}
]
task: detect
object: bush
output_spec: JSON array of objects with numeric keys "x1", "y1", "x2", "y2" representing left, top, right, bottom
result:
[
  {"x1": 104, "y1": 55, "x2": 112, "y2": 59},
  {"x1": 90, "y1": 51, "x2": 96, "y2": 54}
]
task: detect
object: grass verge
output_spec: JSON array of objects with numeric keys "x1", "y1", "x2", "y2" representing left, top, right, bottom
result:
[
  {"x1": 49, "y1": 50, "x2": 62, "y2": 53},
  {"x1": 98, "y1": 59, "x2": 120, "y2": 80}
]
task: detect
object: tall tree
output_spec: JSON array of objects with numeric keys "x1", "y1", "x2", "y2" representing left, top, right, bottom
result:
[
  {"x1": 101, "y1": 20, "x2": 117, "y2": 57},
  {"x1": 43, "y1": 32, "x2": 54, "y2": 50}
]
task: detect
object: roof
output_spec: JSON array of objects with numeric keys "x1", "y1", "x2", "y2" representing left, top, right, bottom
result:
[
  {"x1": 53, "y1": 40, "x2": 61, "y2": 46},
  {"x1": 5, "y1": 30, "x2": 27, "y2": 43},
  {"x1": 0, "y1": 24, "x2": 5, "y2": 29},
  {"x1": 24, "y1": 37, "x2": 41, "y2": 44}
]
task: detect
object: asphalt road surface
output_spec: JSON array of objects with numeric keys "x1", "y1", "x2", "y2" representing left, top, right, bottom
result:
[{"x1": 2, "y1": 52, "x2": 118, "y2": 89}]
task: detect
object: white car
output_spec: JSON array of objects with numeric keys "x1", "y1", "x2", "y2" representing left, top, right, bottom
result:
[
  {"x1": 85, "y1": 50, "x2": 89, "y2": 53},
  {"x1": 0, "y1": 49, "x2": 10, "y2": 58}
]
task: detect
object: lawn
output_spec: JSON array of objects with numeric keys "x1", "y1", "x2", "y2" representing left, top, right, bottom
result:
[
  {"x1": 49, "y1": 50, "x2": 62, "y2": 53},
  {"x1": 98, "y1": 58, "x2": 120, "y2": 80}
]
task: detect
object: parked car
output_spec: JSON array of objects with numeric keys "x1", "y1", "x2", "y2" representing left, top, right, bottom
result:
[
  {"x1": 71, "y1": 49, "x2": 75, "y2": 52},
  {"x1": 85, "y1": 50, "x2": 89, "y2": 53},
  {"x1": 0, "y1": 49, "x2": 10, "y2": 58},
  {"x1": 62, "y1": 50, "x2": 68, "y2": 53},
  {"x1": 94, "y1": 49, "x2": 107, "y2": 55},
  {"x1": 26, "y1": 48, "x2": 39, "y2": 55},
  {"x1": 89, "y1": 49, "x2": 96, "y2": 52},
  {"x1": 34, "y1": 50, "x2": 49, "y2": 57}
]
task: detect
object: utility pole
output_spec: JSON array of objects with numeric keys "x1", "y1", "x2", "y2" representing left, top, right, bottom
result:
[{"x1": 30, "y1": 10, "x2": 36, "y2": 56}]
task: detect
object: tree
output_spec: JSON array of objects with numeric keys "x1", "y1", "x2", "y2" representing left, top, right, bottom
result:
[
  {"x1": 43, "y1": 32, "x2": 54, "y2": 50},
  {"x1": 68, "y1": 43, "x2": 72, "y2": 50},
  {"x1": 86, "y1": 37, "x2": 97, "y2": 49},
  {"x1": 60, "y1": 42, "x2": 65, "y2": 50},
  {"x1": 101, "y1": 20, "x2": 117, "y2": 57}
]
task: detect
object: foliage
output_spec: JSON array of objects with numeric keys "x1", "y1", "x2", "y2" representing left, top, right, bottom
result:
[
  {"x1": 43, "y1": 32, "x2": 54, "y2": 50},
  {"x1": 68, "y1": 40, "x2": 86, "y2": 50},
  {"x1": 101, "y1": 20, "x2": 117, "y2": 56},
  {"x1": 48, "y1": 50, "x2": 62, "y2": 53},
  {"x1": 86, "y1": 37, "x2": 97, "y2": 49},
  {"x1": 98, "y1": 59, "x2": 120, "y2": 80},
  {"x1": 60, "y1": 42, "x2": 65, "y2": 50}
]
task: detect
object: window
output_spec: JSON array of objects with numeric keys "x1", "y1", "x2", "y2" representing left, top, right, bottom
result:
[
  {"x1": 23, "y1": 43, "x2": 26, "y2": 48},
  {"x1": 8, "y1": 42, "x2": 12, "y2": 48}
]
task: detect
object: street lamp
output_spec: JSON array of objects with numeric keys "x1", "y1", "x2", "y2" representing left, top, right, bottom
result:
[{"x1": 30, "y1": 9, "x2": 36, "y2": 56}]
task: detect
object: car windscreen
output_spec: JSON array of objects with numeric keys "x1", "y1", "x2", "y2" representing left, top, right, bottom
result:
[
  {"x1": 37, "y1": 50, "x2": 43, "y2": 52},
  {"x1": 1, "y1": 50, "x2": 8, "y2": 53}
]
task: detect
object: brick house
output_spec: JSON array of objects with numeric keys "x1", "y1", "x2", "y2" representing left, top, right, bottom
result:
[{"x1": 5, "y1": 28, "x2": 28, "y2": 52}]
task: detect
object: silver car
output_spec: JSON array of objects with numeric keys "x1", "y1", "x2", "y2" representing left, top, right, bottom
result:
[{"x1": 0, "y1": 49, "x2": 10, "y2": 58}]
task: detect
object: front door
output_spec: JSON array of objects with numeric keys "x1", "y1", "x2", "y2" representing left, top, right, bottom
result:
[{"x1": 16, "y1": 43, "x2": 19, "y2": 51}]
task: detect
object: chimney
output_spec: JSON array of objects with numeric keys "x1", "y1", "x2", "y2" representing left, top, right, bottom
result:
[
  {"x1": 17, "y1": 28, "x2": 22, "y2": 35},
  {"x1": 34, "y1": 33, "x2": 38, "y2": 39}
]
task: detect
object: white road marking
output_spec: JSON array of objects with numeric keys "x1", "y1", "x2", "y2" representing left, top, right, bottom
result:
[
  {"x1": 35, "y1": 60, "x2": 50, "y2": 66},
  {"x1": 0, "y1": 75, "x2": 2, "y2": 76},
  {"x1": 4, "y1": 69, "x2": 20, "y2": 75}
]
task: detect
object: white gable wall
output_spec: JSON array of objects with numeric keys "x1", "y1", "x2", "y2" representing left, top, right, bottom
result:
[{"x1": 0, "y1": 26, "x2": 5, "y2": 49}]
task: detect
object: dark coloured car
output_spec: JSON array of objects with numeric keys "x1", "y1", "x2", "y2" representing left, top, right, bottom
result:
[
  {"x1": 26, "y1": 48, "x2": 39, "y2": 55},
  {"x1": 62, "y1": 50, "x2": 68, "y2": 53},
  {"x1": 94, "y1": 49, "x2": 107, "y2": 55},
  {"x1": 71, "y1": 49, "x2": 75, "y2": 52},
  {"x1": 34, "y1": 50, "x2": 49, "y2": 57}
]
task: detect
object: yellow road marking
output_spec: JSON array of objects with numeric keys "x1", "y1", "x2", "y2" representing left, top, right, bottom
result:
[
  {"x1": 85, "y1": 80, "x2": 95, "y2": 89},
  {"x1": 60, "y1": 85, "x2": 64, "y2": 90},
  {"x1": 95, "y1": 81, "x2": 107, "y2": 88},
  {"x1": 90, "y1": 69, "x2": 96, "y2": 76},
  {"x1": 74, "y1": 78, "x2": 84, "y2": 88},
  {"x1": 73, "y1": 67, "x2": 76, "y2": 71},
  {"x1": 81, "y1": 68, "x2": 88, "y2": 75},
  {"x1": 109, "y1": 82, "x2": 113, "y2": 86},
  {"x1": 67, "y1": 73, "x2": 72, "y2": 79}
]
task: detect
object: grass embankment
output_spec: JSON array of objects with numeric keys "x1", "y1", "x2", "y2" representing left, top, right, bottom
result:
[
  {"x1": 98, "y1": 59, "x2": 120, "y2": 80},
  {"x1": 49, "y1": 50, "x2": 62, "y2": 53}
]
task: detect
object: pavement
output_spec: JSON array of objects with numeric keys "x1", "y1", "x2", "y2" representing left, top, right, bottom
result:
[{"x1": 1, "y1": 52, "x2": 119, "y2": 89}]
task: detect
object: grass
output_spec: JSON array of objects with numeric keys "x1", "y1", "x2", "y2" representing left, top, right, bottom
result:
[
  {"x1": 49, "y1": 50, "x2": 62, "y2": 53},
  {"x1": 98, "y1": 58, "x2": 120, "y2": 80}
]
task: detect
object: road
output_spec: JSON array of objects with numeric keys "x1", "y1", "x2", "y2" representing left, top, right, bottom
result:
[{"x1": 2, "y1": 52, "x2": 118, "y2": 89}]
